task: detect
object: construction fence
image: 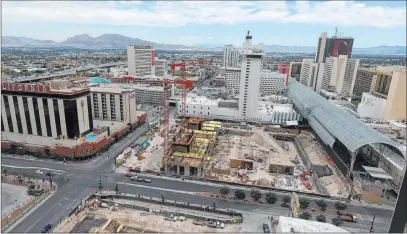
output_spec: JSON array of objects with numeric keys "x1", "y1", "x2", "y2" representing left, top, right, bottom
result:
[
  {"x1": 1, "y1": 189, "x2": 50, "y2": 231},
  {"x1": 96, "y1": 193, "x2": 243, "y2": 224}
]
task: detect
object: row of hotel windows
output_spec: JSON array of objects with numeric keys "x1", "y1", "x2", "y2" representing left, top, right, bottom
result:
[
  {"x1": 93, "y1": 93, "x2": 124, "y2": 121},
  {"x1": 1, "y1": 95, "x2": 92, "y2": 139}
]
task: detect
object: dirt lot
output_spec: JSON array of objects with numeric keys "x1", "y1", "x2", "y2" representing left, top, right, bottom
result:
[
  {"x1": 54, "y1": 199, "x2": 242, "y2": 233},
  {"x1": 207, "y1": 129, "x2": 317, "y2": 193}
]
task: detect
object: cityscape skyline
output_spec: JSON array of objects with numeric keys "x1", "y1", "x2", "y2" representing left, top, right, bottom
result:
[
  {"x1": 1, "y1": 2, "x2": 406, "y2": 233},
  {"x1": 2, "y1": 1, "x2": 406, "y2": 47}
]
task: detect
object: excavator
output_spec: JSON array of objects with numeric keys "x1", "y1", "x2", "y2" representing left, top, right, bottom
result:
[{"x1": 300, "y1": 170, "x2": 312, "y2": 190}]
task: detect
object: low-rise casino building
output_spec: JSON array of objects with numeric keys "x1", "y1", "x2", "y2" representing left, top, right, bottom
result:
[{"x1": 1, "y1": 81, "x2": 145, "y2": 159}]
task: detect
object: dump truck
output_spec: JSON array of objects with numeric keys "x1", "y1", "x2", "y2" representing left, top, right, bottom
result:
[{"x1": 337, "y1": 212, "x2": 358, "y2": 223}]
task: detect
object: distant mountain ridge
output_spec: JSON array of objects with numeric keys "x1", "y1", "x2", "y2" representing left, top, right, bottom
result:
[{"x1": 2, "y1": 34, "x2": 406, "y2": 55}]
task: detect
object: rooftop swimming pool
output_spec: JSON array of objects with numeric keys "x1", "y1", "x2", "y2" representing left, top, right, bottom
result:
[{"x1": 85, "y1": 134, "x2": 97, "y2": 141}]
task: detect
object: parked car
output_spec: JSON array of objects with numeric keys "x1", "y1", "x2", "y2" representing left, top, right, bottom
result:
[
  {"x1": 178, "y1": 216, "x2": 186, "y2": 221},
  {"x1": 193, "y1": 220, "x2": 205, "y2": 226},
  {"x1": 263, "y1": 223, "x2": 270, "y2": 233},
  {"x1": 125, "y1": 173, "x2": 134, "y2": 177},
  {"x1": 142, "y1": 179, "x2": 152, "y2": 183},
  {"x1": 216, "y1": 221, "x2": 225, "y2": 229},
  {"x1": 41, "y1": 224, "x2": 52, "y2": 233},
  {"x1": 131, "y1": 176, "x2": 143, "y2": 182},
  {"x1": 165, "y1": 214, "x2": 177, "y2": 221},
  {"x1": 35, "y1": 170, "x2": 44, "y2": 175}
]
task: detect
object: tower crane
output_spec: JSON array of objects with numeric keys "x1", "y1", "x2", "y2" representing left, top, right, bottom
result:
[{"x1": 162, "y1": 59, "x2": 210, "y2": 156}]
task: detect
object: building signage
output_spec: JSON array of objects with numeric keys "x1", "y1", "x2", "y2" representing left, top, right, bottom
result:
[
  {"x1": 326, "y1": 38, "x2": 354, "y2": 59},
  {"x1": 1, "y1": 83, "x2": 51, "y2": 93},
  {"x1": 151, "y1": 51, "x2": 155, "y2": 66}
]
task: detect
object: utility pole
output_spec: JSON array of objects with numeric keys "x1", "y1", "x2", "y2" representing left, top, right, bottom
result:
[
  {"x1": 49, "y1": 175, "x2": 53, "y2": 190},
  {"x1": 370, "y1": 215, "x2": 375, "y2": 233},
  {"x1": 98, "y1": 173, "x2": 103, "y2": 193}
]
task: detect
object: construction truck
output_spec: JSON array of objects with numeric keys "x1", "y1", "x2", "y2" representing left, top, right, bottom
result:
[
  {"x1": 337, "y1": 211, "x2": 358, "y2": 223},
  {"x1": 300, "y1": 170, "x2": 312, "y2": 190}
]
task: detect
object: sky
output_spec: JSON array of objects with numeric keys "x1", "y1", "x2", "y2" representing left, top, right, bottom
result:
[{"x1": 2, "y1": 1, "x2": 406, "y2": 48}]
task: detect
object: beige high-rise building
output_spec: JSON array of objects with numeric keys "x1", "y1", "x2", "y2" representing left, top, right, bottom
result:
[
  {"x1": 127, "y1": 45, "x2": 155, "y2": 76},
  {"x1": 318, "y1": 55, "x2": 359, "y2": 97},
  {"x1": 352, "y1": 68, "x2": 377, "y2": 104},
  {"x1": 357, "y1": 68, "x2": 406, "y2": 121}
]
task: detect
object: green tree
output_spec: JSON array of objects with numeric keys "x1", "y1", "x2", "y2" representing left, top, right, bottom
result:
[
  {"x1": 316, "y1": 214, "x2": 326, "y2": 223},
  {"x1": 265, "y1": 192, "x2": 277, "y2": 204},
  {"x1": 2, "y1": 168, "x2": 8, "y2": 176},
  {"x1": 250, "y1": 190, "x2": 262, "y2": 201},
  {"x1": 299, "y1": 212, "x2": 312, "y2": 220},
  {"x1": 334, "y1": 201, "x2": 347, "y2": 211},
  {"x1": 220, "y1": 186, "x2": 230, "y2": 195},
  {"x1": 299, "y1": 198, "x2": 310, "y2": 209},
  {"x1": 160, "y1": 194, "x2": 165, "y2": 203},
  {"x1": 332, "y1": 216, "x2": 343, "y2": 226},
  {"x1": 234, "y1": 189, "x2": 246, "y2": 199},
  {"x1": 282, "y1": 195, "x2": 291, "y2": 204},
  {"x1": 316, "y1": 199, "x2": 327, "y2": 211}
]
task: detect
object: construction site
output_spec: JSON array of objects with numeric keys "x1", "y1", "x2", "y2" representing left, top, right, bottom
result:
[
  {"x1": 115, "y1": 112, "x2": 349, "y2": 197},
  {"x1": 113, "y1": 56, "x2": 349, "y2": 198},
  {"x1": 53, "y1": 194, "x2": 242, "y2": 233},
  {"x1": 160, "y1": 116, "x2": 348, "y2": 197}
]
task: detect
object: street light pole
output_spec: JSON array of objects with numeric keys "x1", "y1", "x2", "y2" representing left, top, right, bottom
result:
[
  {"x1": 98, "y1": 173, "x2": 103, "y2": 193},
  {"x1": 370, "y1": 215, "x2": 375, "y2": 233},
  {"x1": 49, "y1": 175, "x2": 53, "y2": 190}
]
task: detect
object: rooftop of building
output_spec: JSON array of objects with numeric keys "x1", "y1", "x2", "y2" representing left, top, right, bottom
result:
[
  {"x1": 128, "y1": 45, "x2": 154, "y2": 49},
  {"x1": 1, "y1": 82, "x2": 89, "y2": 95},
  {"x1": 94, "y1": 83, "x2": 164, "y2": 92},
  {"x1": 88, "y1": 77, "x2": 111, "y2": 83},
  {"x1": 275, "y1": 216, "x2": 348, "y2": 233},
  {"x1": 223, "y1": 67, "x2": 241, "y2": 71},
  {"x1": 186, "y1": 95, "x2": 219, "y2": 105},
  {"x1": 89, "y1": 86, "x2": 134, "y2": 94},
  {"x1": 358, "y1": 66, "x2": 406, "y2": 75}
]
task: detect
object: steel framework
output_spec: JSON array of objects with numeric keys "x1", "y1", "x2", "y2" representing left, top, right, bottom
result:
[{"x1": 162, "y1": 59, "x2": 210, "y2": 156}]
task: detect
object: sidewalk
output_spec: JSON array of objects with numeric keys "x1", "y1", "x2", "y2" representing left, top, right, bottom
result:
[
  {"x1": 350, "y1": 200, "x2": 395, "y2": 210},
  {"x1": 112, "y1": 198, "x2": 232, "y2": 220},
  {"x1": 135, "y1": 172, "x2": 395, "y2": 211}
]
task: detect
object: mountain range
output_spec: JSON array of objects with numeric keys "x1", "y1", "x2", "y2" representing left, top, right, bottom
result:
[{"x1": 2, "y1": 34, "x2": 406, "y2": 55}]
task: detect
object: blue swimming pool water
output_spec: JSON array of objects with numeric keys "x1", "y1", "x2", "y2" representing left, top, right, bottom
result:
[{"x1": 86, "y1": 134, "x2": 97, "y2": 141}]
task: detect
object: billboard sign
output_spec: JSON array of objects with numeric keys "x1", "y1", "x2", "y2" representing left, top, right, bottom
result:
[
  {"x1": 151, "y1": 51, "x2": 155, "y2": 66},
  {"x1": 278, "y1": 64, "x2": 290, "y2": 85},
  {"x1": 326, "y1": 38, "x2": 354, "y2": 59},
  {"x1": 1, "y1": 83, "x2": 51, "y2": 93}
]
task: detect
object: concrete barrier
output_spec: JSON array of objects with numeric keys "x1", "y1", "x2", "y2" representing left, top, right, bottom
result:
[{"x1": 1, "y1": 190, "x2": 49, "y2": 231}]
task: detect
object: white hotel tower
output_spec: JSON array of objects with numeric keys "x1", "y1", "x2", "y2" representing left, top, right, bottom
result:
[{"x1": 238, "y1": 31, "x2": 264, "y2": 119}]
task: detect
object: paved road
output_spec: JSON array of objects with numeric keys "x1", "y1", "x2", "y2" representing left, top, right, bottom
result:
[
  {"x1": 2, "y1": 164, "x2": 391, "y2": 233},
  {"x1": 0, "y1": 114, "x2": 393, "y2": 233},
  {"x1": 4, "y1": 117, "x2": 157, "y2": 233}
]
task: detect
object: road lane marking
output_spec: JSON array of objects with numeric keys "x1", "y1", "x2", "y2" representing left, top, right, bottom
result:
[
  {"x1": 24, "y1": 197, "x2": 69, "y2": 232},
  {"x1": 118, "y1": 182, "x2": 196, "y2": 195},
  {"x1": 1, "y1": 165, "x2": 66, "y2": 173}
]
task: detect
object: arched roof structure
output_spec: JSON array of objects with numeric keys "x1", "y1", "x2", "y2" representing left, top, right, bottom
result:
[{"x1": 286, "y1": 79, "x2": 405, "y2": 158}]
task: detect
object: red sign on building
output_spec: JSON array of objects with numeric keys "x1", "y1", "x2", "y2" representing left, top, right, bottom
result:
[
  {"x1": 1, "y1": 83, "x2": 51, "y2": 93},
  {"x1": 151, "y1": 51, "x2": 155, "y2": 66},
  {"x1": 278, "y1": 64, "x2": 290, "y2": 85}
]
